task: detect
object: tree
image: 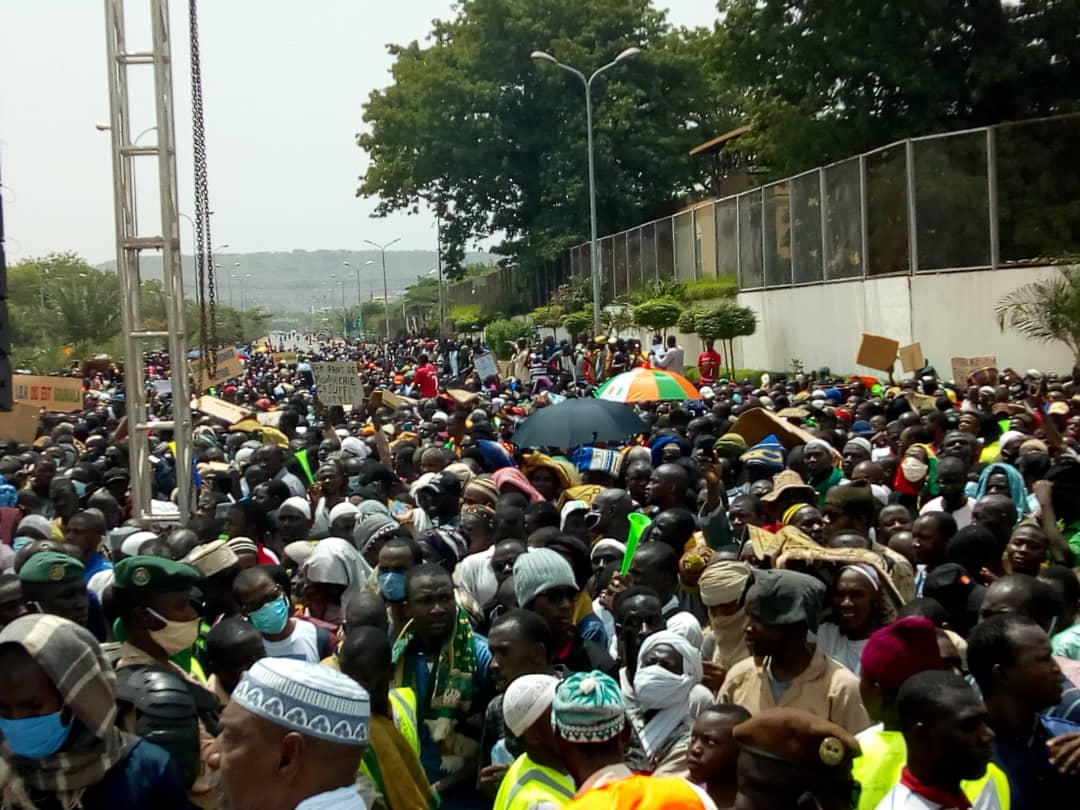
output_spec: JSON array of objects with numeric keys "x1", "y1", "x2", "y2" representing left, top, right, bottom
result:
[
  {"x1": 694, "y1": 303, "x2": 758, "y2": 378},
  {"x1": 631, "y1": 297, "x2": 682, "y2": 336},
  {"x1": 530, "y1": 304, "x2": 565, "y2": 338},
  {"x1": 358, "y1": 0, "x2": 736, "y2": 278},
  {"x1": 995, "y1": 266, "x2": 1080, "y2": 364},
  {"x1": 714, "y1": 0, "x2": 1080, "y2": 179},
  {"x1": 484, "y1": 319, "x2": 534, "y2": 360},
  {"x1": 561, "y1": 306, "x2": 594, "y2": 342}
]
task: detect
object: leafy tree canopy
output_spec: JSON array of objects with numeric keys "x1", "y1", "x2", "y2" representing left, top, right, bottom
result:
[{"x1": 358, "y1": 0, "x2": 736, "y2": 277}]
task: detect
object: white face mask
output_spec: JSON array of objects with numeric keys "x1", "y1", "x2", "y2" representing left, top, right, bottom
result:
[
  {"x1": 633, "y1": 664, "x2": 692, "y2": 711},
  {"x1": 901, "y1": 457, "x2": 929, "y2": 482}
]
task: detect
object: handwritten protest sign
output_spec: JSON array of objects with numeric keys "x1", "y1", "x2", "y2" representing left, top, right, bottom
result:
[
  {"x1": 474, "y1": 352, "x2": 499, "y2": 381},
  {"x1": 312, "y1": 362, "x2": 364, "y2": 406},
  {"x1": 188, "y1": 346, "x2": 243, "y2": 393},
  {"x1": 950, "y1": 356, "x2": 998, "y2": 386},
  {"x1": 13, "y1": 375, "x2": 83, "y2": 412}
]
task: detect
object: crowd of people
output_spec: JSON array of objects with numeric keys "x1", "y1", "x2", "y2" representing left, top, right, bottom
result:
[{"x1": 3, "y1": 332, "x2": 1080, "y2": 810}]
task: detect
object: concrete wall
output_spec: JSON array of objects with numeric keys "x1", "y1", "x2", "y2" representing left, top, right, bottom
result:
[{"x1": 732, "y1": 266, "x2": 1075, "y2": 376}]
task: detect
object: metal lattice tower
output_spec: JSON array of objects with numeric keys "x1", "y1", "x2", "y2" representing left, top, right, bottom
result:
[{"x1": 103, "y1": 0, "x2": 192, "y2": 523}]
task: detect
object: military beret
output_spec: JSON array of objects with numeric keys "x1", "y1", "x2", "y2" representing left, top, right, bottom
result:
[
  {"x1": 733, "y1": 707, "x2": 860, "y2": 771},
  {"x1": 18, "y1": 552, "x2": 84, "y2": 585},
  {"x1": 113, "y1": 555, "x2": 203, "y2": 592}
]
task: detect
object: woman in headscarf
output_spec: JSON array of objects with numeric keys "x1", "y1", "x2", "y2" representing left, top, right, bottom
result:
[
  {"x1": 0, "y1": 614, "x2": 188, "y2": 810},
  {"x1": 299, "y1": 537, "x2": 371, "y2": 630},
  {"x1": 697, "y1": 559, "x2": 752, "y2": 692},
  {"x1": 491, "y1": 467, "x2": 544, "y2": 503},
  {"x1": 890, "y1": 443, "x2": 938, "y2": 514},
  {"x1": 519, "y1": 452, "x2": 575, "y2": 502},
  {"x1": 625, "y1": 630, "x2": 703, "y2": 777},
  {"x1": 814, "y1": 563, "x2": 887, "y2": 675},
  {"x1": 970, "y1": 461, "x2": 1029, "y2": 520}
]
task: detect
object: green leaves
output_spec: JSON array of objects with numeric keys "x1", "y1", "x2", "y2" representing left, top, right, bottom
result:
[
  {"x1": 995, "y1": 266, "x2": 1080, "y2": 362},
  {"x1": 631, "y1": 296, "x2": 682, "y2": 332}
]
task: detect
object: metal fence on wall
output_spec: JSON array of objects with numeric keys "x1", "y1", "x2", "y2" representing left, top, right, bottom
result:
[{"x1": 447, "y1": 114, "x2": 1080, "y2": 318}]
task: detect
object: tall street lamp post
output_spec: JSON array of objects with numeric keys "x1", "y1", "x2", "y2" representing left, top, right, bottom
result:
[
  {"x1": 531, "y1": 46, "x2": 642, "y2": 336},
  {"x1": 363, "y1": 238, "x2": 401, "y2": 339}
]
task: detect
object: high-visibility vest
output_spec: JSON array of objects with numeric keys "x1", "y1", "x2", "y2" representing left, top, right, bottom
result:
[
  {"x1": 852, "y1": 728, "x2": 1009, "y2": 810},
  {"x1": 494, "y1": 753, "x2": 575, "y2": 810},
  {"x1": 389, "y1": 687, "x2": 420, "y2": 756}
]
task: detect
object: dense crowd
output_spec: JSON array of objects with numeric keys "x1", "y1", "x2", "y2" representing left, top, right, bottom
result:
[{"x1": 3, "y1": 333, "x2": 1080, "y2": 810}]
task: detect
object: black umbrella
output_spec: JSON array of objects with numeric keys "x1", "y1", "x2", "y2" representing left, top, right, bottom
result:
[{"x1": 511, "y1": 396, "x2": 646, "y2": 449}]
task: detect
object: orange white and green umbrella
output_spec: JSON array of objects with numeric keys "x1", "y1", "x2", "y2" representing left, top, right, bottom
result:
[{"x1": 595, "y1": 368, "x2": 702, "y2": 403}]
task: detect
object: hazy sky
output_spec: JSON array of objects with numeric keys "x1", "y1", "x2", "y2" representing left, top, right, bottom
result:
[{"x1": 1, "y1": 1, "x2": 719, "y2": 265}]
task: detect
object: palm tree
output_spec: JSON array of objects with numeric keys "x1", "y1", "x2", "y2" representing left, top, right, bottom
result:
[{"x1": 994, "y1": 266, "x2": 1080, "y2": 364}]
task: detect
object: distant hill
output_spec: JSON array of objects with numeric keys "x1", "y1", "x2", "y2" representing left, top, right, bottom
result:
[{"x1": 98, "y1": 249, "x2": 496, "y2": 313}]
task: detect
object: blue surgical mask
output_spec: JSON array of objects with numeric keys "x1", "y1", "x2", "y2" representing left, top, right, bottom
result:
[
  {"x1": 378, "y1": 571, "x2": 406, "y2": 603},
  {"x1": 71, "y1": 480, "x2": 87, "y2": 498},
  {"x1": 248, "y1": 594, "x2": 290, "y2": 635},
  {"x1": 0, "y1": 711, "x2": 72, "y2": 758}
]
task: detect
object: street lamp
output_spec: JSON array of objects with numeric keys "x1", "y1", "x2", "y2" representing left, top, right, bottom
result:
[
  {"x1": 363, "y1": 238, "x2": 401, "y2": 339},
  {"x1": 232, "y1": 273, "x2": 252, "y2": 311},
  {"x1": 532, "y1": 46, "x2": 642, "y2": 335}
]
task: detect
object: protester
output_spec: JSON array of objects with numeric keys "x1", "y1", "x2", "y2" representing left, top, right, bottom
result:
[
  {"x1": 686, "y1": 703, "x2": 750, "y2": 810},
  {"x1": 209, "y1": 657, "x2": 370, "y2": 810}
]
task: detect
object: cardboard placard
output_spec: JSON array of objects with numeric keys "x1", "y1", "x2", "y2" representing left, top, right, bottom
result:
[
  {"x1": 729, "y1": 406, "x2": 836, "y2": 454},
  {"x1": 272, "y1": 351, "x2": 298, "y2": 366},
  {"x1": 311, "y1": 362, "x2": 364, "y2": 406},
  {"x1": 950, "y1": 356, "x2": 998, "y2": 386},
  {"x1": 856, "y1": 334, "x2": 900, "y2": 373},
  {"x1": 898, "y1": 342, "x2": 925, "y2": 374},
  {"x1": 192, "y1": 395, "x2": 253, "y2": 426},
  {"x1": 188, "y1": 345, "x2": 244, "y2": 393},
  {"x1": 256, "y1": 410, "x2": 283, "y2": 427},
  {"x1": 446, "y1": 388, "x2": 480, "y2": 409},
  {"x1": 0, "y1": 402, "x2": 42, "y2": 444},
  {"x1": 497, "y1": 360, "x2": 513, "y2": 380},
  {"x1": 380, "y1": 390, "x2": 417, "y2": 409},
  {"x1": 13, "y1": 375, "x2": 84, "y2": 412},
  {"x1": 474, "y1": 351, "x2": 499, "y2": 381}
]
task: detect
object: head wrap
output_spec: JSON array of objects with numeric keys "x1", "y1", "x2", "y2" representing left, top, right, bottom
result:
[
  {"x1": 463, "y1": 477, "x2": 499, "y2": 507},
  {"x1": 650, "y1": 435, "x2": 689, "y2": 468},
  {"x1": 502, "y1": 674, "x2": 559, "y2": 737},
  {"x1": 522, "y1": 452, "x2": 575, "y2": 490},
  {"x1": 300, "y1": 537, "x2": 371, "y2": 605},
  {"x1": 120, "y1": 530, "x2": 158, "y2": 558},
  {"x1": 714, "y1": 433, "x2": 749, "y2": 458},
  {"x1": 0, "y1": 614, "x2": 137, "y2": 798},
  {"x1": 560, "y1": 500, "x2": 589, "y2": 530},
  {"x1": 570, "y1": 447, "x2": 623, "y2": 478},
  {"x1": 973, "y1": 462, "x2": 1029, "y2": 519},
  {"x1": 745, "y1": 569, "x2": 826, "y2": 632},
  {"x1": 280, "y1": 496, "x2": 312, "y2": 521},
  {"x1": 633, "y1": 631, "x2": 703, "y2": 758},
  {"x1": 552, "y1": 671, "x2": 625, "y2": 743},
  {"x1": 340, "y1": 436, "x2": 371, "y2": 461},
  {"x1": 418, "y1": 528, "x2": 468, "y2": 571},
  {"x1": 492, "y1": 467, "x2": 544, "y2": 503},
  {"x1": 590, "y1": 538, "x2": 627, "y2": 562},
  {"x1": 860, "y1": 616, "x2": 943, "y2": 690},
  {"x1": 698, "y1": 560, "x2": 752, "y2": 607},
  {"x1": 232, "y1": 657, "x2": 369, "y2": 745},
  {"x1": 839, "y1": 563, "x2": 881, "y2": 592},
  {"x1": 227, "y1": 536, "x2": 259, "y2": 558},
  {"x1": 513, "y1": 548, "x2": 577, "y2": 608}
]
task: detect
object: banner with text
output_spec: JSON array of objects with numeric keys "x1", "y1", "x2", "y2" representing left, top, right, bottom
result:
[{"x1": 13, "y1": 375, "x2": 84, "y2": 412}]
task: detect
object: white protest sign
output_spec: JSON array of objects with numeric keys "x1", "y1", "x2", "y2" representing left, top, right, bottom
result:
[
  {"x1": 311, "y1": 361, "x2": 364, "y2": 406},
  {"x1": 474, "y1": 351, "x2": 499, "y2": 381}
]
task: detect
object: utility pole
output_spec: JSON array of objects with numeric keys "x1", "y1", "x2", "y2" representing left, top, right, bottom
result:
[{"x1": 364, "y1": 238, "x2": 400, "y2": 339}]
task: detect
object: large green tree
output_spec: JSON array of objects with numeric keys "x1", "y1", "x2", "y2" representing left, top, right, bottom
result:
[
  {"x1": 715, "y1": 0, "x2": 1080, "y2": 177},
  {"x1": 358, "y1": 0, "x2": 735, "y2": 278}
]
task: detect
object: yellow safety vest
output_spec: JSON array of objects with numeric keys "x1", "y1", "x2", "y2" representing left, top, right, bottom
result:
[
  {"x1": 852, "y1": 728, "x2": 1009, "y2": 810},
  {"x1": 389, "y1": 687, "x2": 420, "y2": 756},
  {"x1": 493, "y1": 753, "x2": 575, "y2": 810}
]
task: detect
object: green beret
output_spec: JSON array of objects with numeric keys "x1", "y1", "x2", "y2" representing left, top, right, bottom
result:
[
  {"x1": 113, "y1": 555, "x2": 203, "y2": 593},
  {"x1": 18, "y1": 552, "x2": 84, "y2": 585},
  {"x1": 744, "y1": 569, "x2": 826, "y2": 632}
]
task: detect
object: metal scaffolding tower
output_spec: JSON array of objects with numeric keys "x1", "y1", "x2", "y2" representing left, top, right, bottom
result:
[{"x1": 103, "y1": 0, "x2": 192, "y2": 523}]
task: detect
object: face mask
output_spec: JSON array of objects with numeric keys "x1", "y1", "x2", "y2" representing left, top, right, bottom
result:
[
  {"x1": 709, "y1": 607, "x2": 747, "y2": 636},
  {"x1": 71, "y1": 480, "x2": 87, "y2": 497},
  {"x1": 0, "y1": 711, "x2": 72, "y2": 758},
  {"x1": 146, "y1": 608, "x2": 200, "y2": 656},
  {"x1": 901, "y1": 458, "x2": 929, "y2": 482},
  {"x1": 248, "y1": 595, "x2": 290, "y2": 635},
  {"x1": 378, "y1": 571, "x2": 407, "y2": 603},
  {"x1": 633, "y1": 664, "x2": 692, "y2": 711}
]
